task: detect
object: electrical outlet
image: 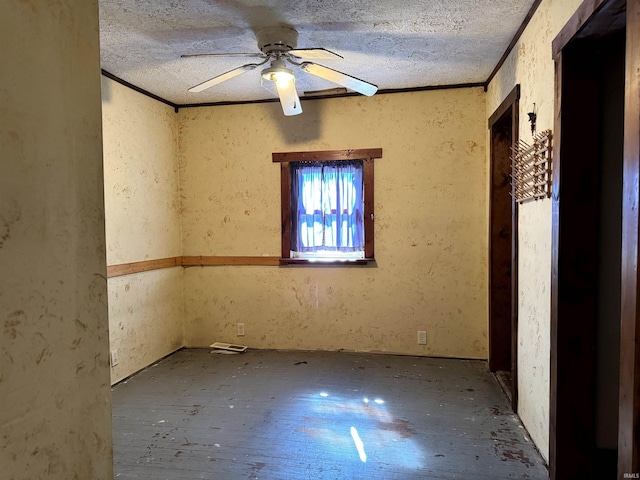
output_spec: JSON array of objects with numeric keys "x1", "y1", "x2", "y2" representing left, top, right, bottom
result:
[
  {"x1": 418, "y1": 331, "x2": 427, "y2": 345},
  {"x1": 237, "y1": 323, "x2": 245, "y2": 336},
  {"x1": 110, "y1": 349, "x2": 119, "y2": 367}
]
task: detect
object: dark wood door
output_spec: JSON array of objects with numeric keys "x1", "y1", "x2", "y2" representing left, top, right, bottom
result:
[{"x1": 488, "y1": 85, "x2": 519, "y2": 411}]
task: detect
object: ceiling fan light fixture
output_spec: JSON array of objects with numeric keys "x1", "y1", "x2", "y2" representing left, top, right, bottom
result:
[
  {"x1": 262, "y1": 68, "x2": 295, "y2": 86},
  {"x1": 261, "y1": 61, "x2": 295, "y2": 86}
]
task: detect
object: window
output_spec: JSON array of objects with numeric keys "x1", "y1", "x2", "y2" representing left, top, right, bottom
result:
[
  {"x1": 291, "y1": 160, "x2": 363, "y2": 258},
  {"x1": 273, "y1": 148, "x2": 382, "y2": 265}
]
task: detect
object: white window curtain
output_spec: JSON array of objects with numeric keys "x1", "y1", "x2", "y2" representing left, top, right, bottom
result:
[{"x1": 290, "y1": 160, "x2": 364, "y2": 255}]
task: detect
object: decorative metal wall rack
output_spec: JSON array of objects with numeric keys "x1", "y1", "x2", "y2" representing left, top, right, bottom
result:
[{"x1": 510, "y1": 129, "x2": 553, "y2": 203}]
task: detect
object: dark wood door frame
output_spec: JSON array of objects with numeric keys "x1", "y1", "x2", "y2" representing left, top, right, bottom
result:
[
  {"x1": 488, "y1": 85, "x2": 520, "y2": 412},
  {"x1": 550, "y1": 0, "x2": 640, "y2": 477},
  {"x1": 619, "y1": 0, "x2": 640, "y2": 474}
]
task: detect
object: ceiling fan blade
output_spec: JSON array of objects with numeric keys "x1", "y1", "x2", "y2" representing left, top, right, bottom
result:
[
  {"x1": 188, "y1": 63, "x2": 259, "y2": 93},
  {"x1": 300, "y1": 62, "x2": 377, "y2": 96},
  {"x1": 288, "y1": 48, "x2": 343, "y2": 60},
  {"x1": 181, "y1": 53, "x2": 265, "y2": 59},
  {"x1": 275, "y1": 79, "x2": 303, "y2": 116}
]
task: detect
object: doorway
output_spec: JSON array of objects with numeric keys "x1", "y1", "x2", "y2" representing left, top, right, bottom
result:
[
  {"x1": 550, "y1": 1, "x2": 626, "y2": 478},
  {"x1": 488, "y1": 85, "x2": 519, "y2": 411}
]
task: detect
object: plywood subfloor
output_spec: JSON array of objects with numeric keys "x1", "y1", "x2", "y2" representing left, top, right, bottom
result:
[{"x1": 112, "y1": 349, "x2": 547, "y2": 479}]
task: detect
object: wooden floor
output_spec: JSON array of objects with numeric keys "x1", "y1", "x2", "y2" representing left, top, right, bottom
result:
[{"x1": 112, "y1": 349, "x2": 548, "y2": 479}]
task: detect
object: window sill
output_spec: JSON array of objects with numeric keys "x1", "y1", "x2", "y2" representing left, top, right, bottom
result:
[{"x1": 279, "y1": 258, "x2": 375, "y2": 267}]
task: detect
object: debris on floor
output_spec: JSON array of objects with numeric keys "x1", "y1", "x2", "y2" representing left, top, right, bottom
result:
[{"x1": 209, "y1": 342, "x2": 248, "y2": 354}]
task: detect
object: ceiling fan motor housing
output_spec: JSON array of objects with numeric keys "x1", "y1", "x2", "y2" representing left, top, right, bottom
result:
[{"x1": 257, "y1": 26, "x2": 298, "y2": 55}]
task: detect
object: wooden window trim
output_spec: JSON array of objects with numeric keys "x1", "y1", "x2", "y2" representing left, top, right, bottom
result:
[
  {"x1": 272, "y1": 148, "x2": 382, "y2": 163},
  {"x1": 273, "y1": 148, "x2": 382, "y2": 266}
]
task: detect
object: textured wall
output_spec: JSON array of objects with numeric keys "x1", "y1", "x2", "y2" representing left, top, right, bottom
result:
[
  {"x1": 179, "y1": 89, "x2": 488, "y2": 358},
  {"x1": 0, "y1": 1, "x2": 113, "y2": 478},
  {"x1": 102, "y1": 77, "x2": 181, "y2": 265},
  {"x1": 102, "y1": 77, "x2": 184, "y2": 383},
  {"x1": 107, "y1": 269, "x2": 183, "y2": 383},
  {"x1": 485, "y1": 0, "x2": 584, "y2": 461}
]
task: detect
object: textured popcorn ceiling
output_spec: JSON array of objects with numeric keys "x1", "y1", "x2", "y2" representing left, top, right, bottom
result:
[{"x1": 99, "y1": 0, "x2": 535, "y2": 105}]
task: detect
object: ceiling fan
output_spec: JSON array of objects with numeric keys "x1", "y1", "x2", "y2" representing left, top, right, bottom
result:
[{"x1": 182, "y1": 26, "x2": 378, "y2": 116}]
